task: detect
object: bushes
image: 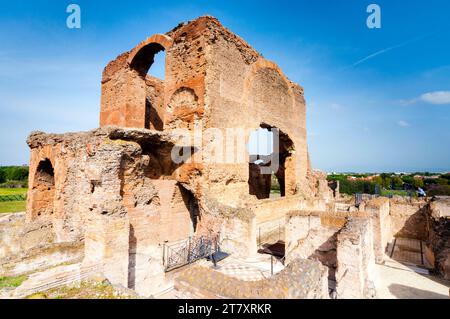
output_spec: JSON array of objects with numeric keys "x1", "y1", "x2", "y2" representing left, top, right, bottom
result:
[
  {"x1": 339, "y1": 179, "x2": 377, "y2": 195},
  {"x1": 0, "y1": 170, "x2": 5, "y2": 183},
  {"x1": 0, "y1": 180, "x2": 28, "y2": 188},
  {"x1": 0, "y1": 166, "x2": 29, "y2": 188},
  {"x1": 427, "y1": 185, "x2": 450, "y2": 196},
  {"x1": 0, "y1": 166, "x2": 29, "y2": 181}
]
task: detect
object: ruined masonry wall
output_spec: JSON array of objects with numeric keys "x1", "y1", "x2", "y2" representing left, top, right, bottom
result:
[{"x1": 335, "y1": 218, "x2": 376, "y2": 299}]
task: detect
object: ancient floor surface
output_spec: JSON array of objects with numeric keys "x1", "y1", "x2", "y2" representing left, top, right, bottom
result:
[
  {"x1": 153, "y1": 254, "x2": 284, "y2": 299},
  {"x1": 156, "y1": 238, "x2": 450, "y2": 299},
  {"x1": 376, "y1": 238, "x2": 450, "y2": 300}
]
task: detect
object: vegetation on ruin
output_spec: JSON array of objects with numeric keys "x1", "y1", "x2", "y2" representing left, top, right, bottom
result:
[
  {"x1": 328, "y1": 172, "x2": 450, "y2": 196},
  {"x1": 0, "y1": 275, "x2": 28, "y2": 289},
  {"x1": 25, "y1": 280, "x2": 137, "y2": 299}
]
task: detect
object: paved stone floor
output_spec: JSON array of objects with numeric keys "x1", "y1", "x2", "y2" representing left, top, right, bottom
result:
[
  {"x1": 376, "y1": 256, "x2": 450, "y2": 299},
  {"x1": 202, "y1": 254, "x2": 285, "y2": 281}
]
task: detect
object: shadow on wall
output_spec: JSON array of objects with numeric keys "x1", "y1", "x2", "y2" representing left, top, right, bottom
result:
[
  {"x1": 179, "y1": 185, "x2": 200, "y2": 233},
  {"x1": 308, "y1": 232, "x2": 338, "y2": 281},
  {"x1": 392, "y1": 203, "x2": 428, "y2": 240},
  {"x1": 388, "y1": 283, "x2": 449, "y2": 299}
]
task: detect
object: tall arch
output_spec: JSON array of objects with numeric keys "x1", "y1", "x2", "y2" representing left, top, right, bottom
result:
[
  {"x1": 100, "y1": 34, "x2": 173, "y2": 129},
  {"x1": 30, "y1": 158, "x2": 55, "y2": 219},
  {"x1": 248, "y1": 124, "x2": 296, "y2": 199}
]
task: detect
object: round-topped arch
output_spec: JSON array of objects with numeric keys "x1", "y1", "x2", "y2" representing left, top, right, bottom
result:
[{"x1": 127, "y1": 34, "x2": 173, "y2": 77}]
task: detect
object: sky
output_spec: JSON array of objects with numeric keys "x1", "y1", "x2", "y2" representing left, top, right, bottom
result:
[{"x1": 0, "y1": 0, "x2": 449, "y2": 172}]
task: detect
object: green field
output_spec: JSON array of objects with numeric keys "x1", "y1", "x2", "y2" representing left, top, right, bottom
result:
[
  {"x1": 0, "y1": 188, "x2": 27, "y2": 196},
  {"x1": 0, "y1": 188, "x2": 27, "y2": 213},
  {"x1": 0, "y1": 201, "x2": 26, "y2": 214}
]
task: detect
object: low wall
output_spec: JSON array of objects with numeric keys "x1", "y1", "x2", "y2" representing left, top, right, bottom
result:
[
  {"x1": 336, "y1": 218, "x2": 376, "y2": 299},
  {"x1": 11, "y1": 263, "x2": 101, "y2": 298},
  {"x1": 0, "y1": 213, "x2": 55, "y2": 260},
  {"x1": 389, "y1": 196, "x2": 427, "y2": 240},
  {"x1": 285, "y1": 211, "x2": 341, "y2": 279},
  {"x1": 0, "y1": 242, "x2": 83, "y2": 277},
  {"x1": 174, "y1": 258, "x2": 328, "y2": 299},
  {"x1": 364, "y1": 197, "x2": 390, "y2": 263},
  {"x1": 82, "y1": 214, "x2": 130, "y2": 288},
  {"x1": 250, "y1": 196, "x2": 327, "y2": 225},
  {"x1": 203, "y1": 197, "x2": 257, "y2": 258}
]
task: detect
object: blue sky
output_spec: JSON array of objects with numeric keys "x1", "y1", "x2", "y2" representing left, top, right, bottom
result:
[{"x1": 0, "y1": 0, "x2": 449, "y2": 172}]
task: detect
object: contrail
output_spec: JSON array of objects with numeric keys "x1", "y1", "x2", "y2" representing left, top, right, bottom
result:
[{"x1": 351, "y1": 34, "x2": 431, "y2": 68}]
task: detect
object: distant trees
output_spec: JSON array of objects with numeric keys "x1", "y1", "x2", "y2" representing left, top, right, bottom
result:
[
  {"x1": 331, "y1": 179, "x2": 377, "y2": 195},
  {"x1": 413, "y1": 177, "x2": 424, "y2": 188},
  {"x1": 0, "y1": 166, "x2": 29, "y2": 187},
  {"x1": 327, "y1": 172, "x2": 450, "y2": 196},
  {"x1": 0, "y1": 170, "x2": 5, "y2": 183},
  {"x1": 372, "y1": 176, "x2": 383, "y2": 186},
  {"x1": 392, "y1": 176, "x2": 404, "y2": 189}
]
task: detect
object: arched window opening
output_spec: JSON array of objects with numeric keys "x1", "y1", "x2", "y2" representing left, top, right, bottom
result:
[
  {"x1": 31, "y1": 159, "x2": 55, "y2": 218},
  {"x1": 248, "y1": 125, "x2": 294, "y2": 199},
  {"x1": 147, "y1": 50, "x2": 166, "y2": 80},
  {"x1": 130, "y1": 42, "x2": 166, "y2": 131},
  {"x1": 129, "y1": 42, "x2": 165, "y2": 78}
]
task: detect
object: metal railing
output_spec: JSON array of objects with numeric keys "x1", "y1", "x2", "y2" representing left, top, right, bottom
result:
[
  {"x1": 162, "y1": 234, "x2": 219, "y2": 272},
  {"x1": 270, "y1": 255, "x2": 286, "y2": 275}
]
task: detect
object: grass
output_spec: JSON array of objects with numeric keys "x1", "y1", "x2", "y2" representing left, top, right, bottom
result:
[
  {"x1": 381, "y1": 189, "x2": 409, "y2": 197},
  {"x1": 0, "y1": 188, "x2": 27, "y2": 214},
  {"x1": 0, "y1": 275, "x2": 28, "y2": 289},
  {"x1": 25, "y1": 280, "x2": 136, "y2": 299},
  {"x1": 0, "y1": 188, "x2": 27, "y2": 196},
  {"x1": 0, "y1": 201, "x2": 26, "y2": 214}
]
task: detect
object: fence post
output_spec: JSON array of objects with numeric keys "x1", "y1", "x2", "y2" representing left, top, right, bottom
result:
[
  {"x1": 271, "y1": 255, "x2": 274, "y2": 276},
  {"x1": 187, "y1": 237, "x2": 192, "y2": 263},
  {"x1": 162, "y1": 243, "x2": 166, "y2": 270}
]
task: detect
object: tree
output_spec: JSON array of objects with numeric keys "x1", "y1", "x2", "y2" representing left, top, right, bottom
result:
[
  {"x1": 382, "y1": 177, "x2": 392, "y2": 189},
  {"x1": 372, "y1": 176, "x2": 383, "y2": 186},
  {"x1": 435, "y1": 178, "x2": 448, "y2": 186},
  {"x1": 3, "y1": 166, "x2": 29, "y2": 181},
  {"x1": 392, "y1": 176, "x2": 404, "y2": 189},
  {"x1": 413, "y1": 177, "x2": 424, "y2": 188},
  {"x1": 0, "y1": 169, "x2": 5, "y2": 183},
  {"x1": 402, "y1": 175, "x2": 414, "y2": 185}
]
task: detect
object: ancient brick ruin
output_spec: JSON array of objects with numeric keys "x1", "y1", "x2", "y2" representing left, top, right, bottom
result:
[{"x1": 0, "y1": 16, "x2": 449, "y2": 299}]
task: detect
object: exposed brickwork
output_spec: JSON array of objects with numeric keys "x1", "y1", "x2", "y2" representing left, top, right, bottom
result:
[{"x1": 175, "y1": 258, "x2": 328, "y2": 299}]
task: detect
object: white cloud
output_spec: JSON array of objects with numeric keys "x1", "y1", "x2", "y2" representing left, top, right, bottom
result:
[
  {"x1": 399, "y1": 90, "x2": 450, "y2": 106},
  {"x1": 420, "y1": 91, "x2": 450, "y2": 105},
  {"x1": 398, "y1": 120, "x2": 410, "y2": 127}
]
